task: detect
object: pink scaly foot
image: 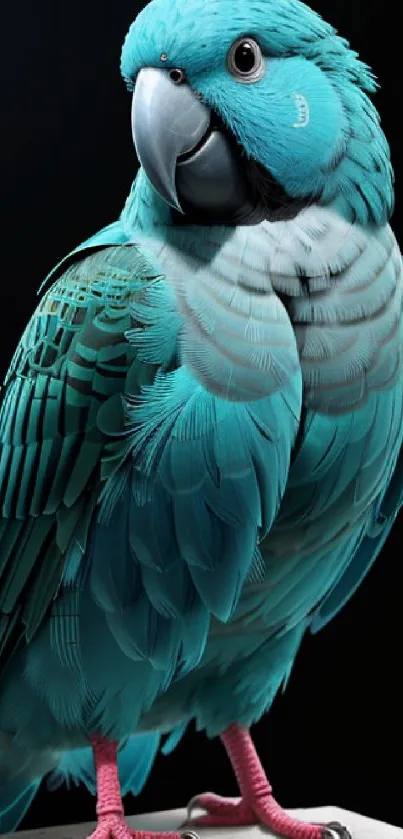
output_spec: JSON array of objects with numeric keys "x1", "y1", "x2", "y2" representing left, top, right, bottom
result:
[
  {"x1": 87, "y1": 735, "x2": 194, "y2": 839},
  {"x1": 185, "y1": 724, "x2": 351, "y2": 839}
]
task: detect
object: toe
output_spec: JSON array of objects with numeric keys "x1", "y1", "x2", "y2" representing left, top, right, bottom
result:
[
  {"x1": 186, "y1": 792, "x2": 241, "y2": 819},
  {"x1": 186, "y1": 794, "x2": 254, "y2": 827}
]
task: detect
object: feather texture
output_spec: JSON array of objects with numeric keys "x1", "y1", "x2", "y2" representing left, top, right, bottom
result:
[
  {"x1": 1, "y1": 0, "x2": 403, "y2": 826},
  {"x1": 0, "y1": 243, "x2": 159, "y2": 666}
]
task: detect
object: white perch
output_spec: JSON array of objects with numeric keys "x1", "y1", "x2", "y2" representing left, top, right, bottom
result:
[{"x1": 9, "y1": 806, "x2": 402, "y2": 839}]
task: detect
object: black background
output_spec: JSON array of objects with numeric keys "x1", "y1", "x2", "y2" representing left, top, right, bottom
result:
[{"x1": 1, "y1": 0, "x2": 402, "y2": 832}]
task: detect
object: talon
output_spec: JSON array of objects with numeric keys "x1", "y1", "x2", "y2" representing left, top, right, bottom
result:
[
  {"x1": 185, "y1": 792, "x2": 227, "y2": 821},
  {"x1": 186, "y1": 795, "x2": 202, "y2": 820},
  {"x1": 322, "y1": 823, "x2": 352, "y2": 839}
]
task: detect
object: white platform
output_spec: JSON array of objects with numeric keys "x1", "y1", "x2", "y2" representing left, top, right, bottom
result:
[{"x1": 9, "y1": 807, "x2": 403, "y2": 839}]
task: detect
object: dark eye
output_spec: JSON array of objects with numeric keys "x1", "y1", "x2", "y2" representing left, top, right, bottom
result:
[
  {"x1": 169, "y1": 68, "x2": 186, "y2": 85},
  {"x1": 227, "y1": 37, "x2": 265, "y2": 83}
]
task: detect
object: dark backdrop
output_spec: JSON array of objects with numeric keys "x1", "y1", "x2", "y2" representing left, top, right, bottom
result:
[{"x1": 1, "y1": 0, "x2": 402, "y2": 832}]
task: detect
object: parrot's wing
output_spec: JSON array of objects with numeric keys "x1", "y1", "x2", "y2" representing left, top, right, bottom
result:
[
  {"x1": 291, "y1": 215, "x2": 403, "y2": 632},
  {"x1": 0, "y1": 237, "x2": 303, "y2": 679},
  {"x1": 0, "y1": 244, "x2": 159, "y2": 667},
  {"x1": 259, "y1": 210, "x2": 403, "y2": 635}
]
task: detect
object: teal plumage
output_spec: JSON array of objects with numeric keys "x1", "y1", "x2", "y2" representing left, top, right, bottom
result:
[{"x1": 1, "y1": 0, "x2": 402, "y2": 831}]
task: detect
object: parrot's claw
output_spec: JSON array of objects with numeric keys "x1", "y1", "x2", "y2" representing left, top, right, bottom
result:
[
  {"x1": 186, "y1": 793, "x2": 237, "y2": 822},
  {"x1": 321, "y1": 823, "x2": 352, "y2": 839},
  {"x1": 185, "y1": 793, "x2": 254, "y2": 827},
  {"x1": 185, "y1": 793, "x2": 353, "y2": 839}
]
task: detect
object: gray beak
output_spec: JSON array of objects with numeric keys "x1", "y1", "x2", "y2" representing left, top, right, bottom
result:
[{"x1": 132, "y1": 68, "x2": 211, "y2": 213}]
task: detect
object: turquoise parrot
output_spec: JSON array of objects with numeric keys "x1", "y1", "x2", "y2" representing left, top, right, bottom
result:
[{"x1": 0, "y1": 0, "x2": 402, "y2": 838}]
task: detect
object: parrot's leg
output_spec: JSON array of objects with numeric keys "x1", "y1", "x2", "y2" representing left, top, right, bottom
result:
[
  {"x1": 185, "y1": 724, "x2": 351, "y2": 839},
  {"x1": 87, "y1": 735, "x2": 189, "y2": 839}
]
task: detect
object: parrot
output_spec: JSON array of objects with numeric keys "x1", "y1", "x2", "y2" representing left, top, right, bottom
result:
[{"x1": 1, "y1": 0, "x2": 402, "y2": 837}]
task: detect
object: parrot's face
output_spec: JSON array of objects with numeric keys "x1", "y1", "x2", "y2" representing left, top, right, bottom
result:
[{"x1": 121, "y1": 0, "x2": 393, "y2": 227}]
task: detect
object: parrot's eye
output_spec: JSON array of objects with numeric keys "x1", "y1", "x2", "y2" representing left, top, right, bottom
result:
[
  {"x1": 227, "y1": 37, "x2": 265, "y2": 83},
  {"x1": 169, "y1": 68, "x2": 186, "y2": 85}
]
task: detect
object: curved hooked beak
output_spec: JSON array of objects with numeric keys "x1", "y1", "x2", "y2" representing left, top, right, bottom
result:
[{"x1": 132, "y1": 68, "x2": 211, "y2": 213}]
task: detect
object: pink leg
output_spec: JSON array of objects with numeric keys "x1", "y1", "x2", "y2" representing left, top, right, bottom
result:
[
  {"x1": 186, "y1": 724, "x2": 351, "y2": 839},
  {"x1": 87, "y1": 735, "x2": 187, "y2": 839}
]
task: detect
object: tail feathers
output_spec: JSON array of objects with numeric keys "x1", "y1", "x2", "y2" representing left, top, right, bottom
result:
[
  {"x1": 0, "y1": 778, "x2": 41, "y2": 834},
  {"x1": 161, "y1": 723, "x2": 187, "y2": 756},
  {"x1": 48, "y1": 732, "x2": 161, "y2": 798}
]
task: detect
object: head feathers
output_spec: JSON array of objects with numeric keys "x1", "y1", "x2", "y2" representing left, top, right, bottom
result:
[{"x1": 122, "y1": 0, "x2": 394, "y2": 226}]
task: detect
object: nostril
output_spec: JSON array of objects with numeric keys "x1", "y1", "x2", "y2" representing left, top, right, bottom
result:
[{"x1": 169, "y1": 68, "x2": 186, "y2": 85}]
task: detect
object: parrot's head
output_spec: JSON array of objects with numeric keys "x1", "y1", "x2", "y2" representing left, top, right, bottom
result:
[{"x1": 121, "y1": 0, "x2": 394, "y2": 227}]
